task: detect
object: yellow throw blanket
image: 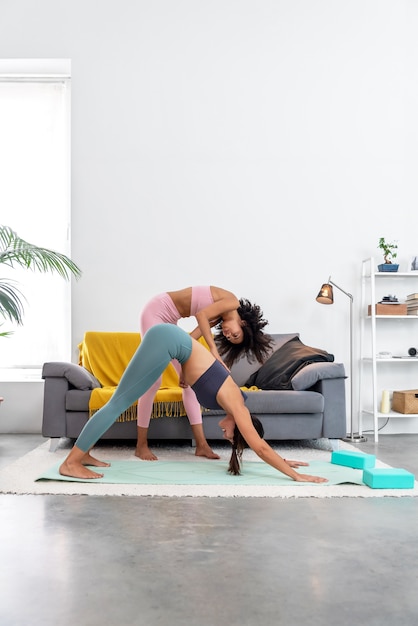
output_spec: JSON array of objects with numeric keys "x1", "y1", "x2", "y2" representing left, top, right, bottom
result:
[{"x1": 78, "y1": 331, "x2": 185, "y2": 422}]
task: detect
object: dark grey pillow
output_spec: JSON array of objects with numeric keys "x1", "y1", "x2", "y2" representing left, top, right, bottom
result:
[
  {"x1": 244, "y1": 336, "x2": 334, "y2": 390},
  {"x1": 42, "y1": 362, "x2": 101, "y2": 390}
]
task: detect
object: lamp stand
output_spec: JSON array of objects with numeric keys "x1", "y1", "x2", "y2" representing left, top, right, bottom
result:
[
  {"x1": 328, "y1": 280, "x2": 367, "y2": 444},
  {"x1": 343, "y1": 434, "x2": 368, "y2": 443}
]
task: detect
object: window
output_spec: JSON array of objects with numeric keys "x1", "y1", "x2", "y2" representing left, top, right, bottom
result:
[{"x1": 0, "y1": 60, "x2": 71, "y2": 368}]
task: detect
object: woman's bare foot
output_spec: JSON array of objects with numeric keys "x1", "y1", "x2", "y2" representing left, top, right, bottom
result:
[
  {"x1": 59, "y1": 459, "x2": 104, "y2": 479},
  {"x1": 135, "y1": 444, "x2": 158, "y2": 461},
  {"x1": 82, "y1": 452, "x2": 110, "y2": 468},
  {"x1": 136, "y1": 426, "x2": 158, "y2": 460},
  {"x1": 195, "y1": 444, "x2": 220, "y2": 460},
  {"x1": 190, "y1": 424, "x2": 220, "y2": 460},
  {"x1": 58, "y1": 448, "x2": 109, "y2": 479}
]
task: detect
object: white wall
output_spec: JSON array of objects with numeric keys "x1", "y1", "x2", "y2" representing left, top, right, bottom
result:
[
  {"x1": 0, "y1": 0, "x2": 417, "y2": 434},
  {"x1": 0, "y1": 375, "x2": 44, "y2": 434}
]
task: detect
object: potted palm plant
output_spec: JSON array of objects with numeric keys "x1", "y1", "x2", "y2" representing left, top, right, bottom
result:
[
  {"x1": 377, "y1": 237, "x2": 399, "y2": 272},
  {"x1": 0, "y1": 225, "x2": 82, "y2": 337}
]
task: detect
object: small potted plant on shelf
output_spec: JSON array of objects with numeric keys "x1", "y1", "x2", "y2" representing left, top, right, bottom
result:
[{"x1": 377, "y1": 237, "x2": 399, "y2": 272}]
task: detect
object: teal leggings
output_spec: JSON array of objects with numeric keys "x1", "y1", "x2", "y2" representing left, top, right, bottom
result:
[{"x1": 76, "y1": 324, "x2": 193, "y2": 452}]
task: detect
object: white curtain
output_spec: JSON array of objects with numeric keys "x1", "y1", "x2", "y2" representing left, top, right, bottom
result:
[{"x1": 0, "y1": 79, "x2": 71, "y2": 368}]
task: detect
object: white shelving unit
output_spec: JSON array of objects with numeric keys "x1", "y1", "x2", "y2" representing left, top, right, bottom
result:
[{"x1": 359, "y1": 257, "x2": 418, "y2": 442}]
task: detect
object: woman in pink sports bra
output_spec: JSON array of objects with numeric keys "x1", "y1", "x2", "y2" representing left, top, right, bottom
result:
[{"x1": 136, "y1": 286, "x2": 273, "y2": 461}]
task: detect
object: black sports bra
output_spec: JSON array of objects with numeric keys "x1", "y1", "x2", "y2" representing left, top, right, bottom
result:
[{"x1": 191, "y1": 360, "x2": 247, "y2": 409}]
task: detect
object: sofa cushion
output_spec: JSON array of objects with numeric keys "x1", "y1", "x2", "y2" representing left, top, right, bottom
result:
[
  {"x1": 244, "y1": 336, "x2": 334, "y2": 390},
  {"x1": 245, "y1": 389, "x2": 324, "y2": 413},
  {"x1": 204, "y1": 389, "x2": 324, "y2": 415},
  {"x1": 291, "y1": 362, "x2": 346, "y2": 391},
  {"x1": 66, "y1": 389, "x2": 94, "y2": 411}
]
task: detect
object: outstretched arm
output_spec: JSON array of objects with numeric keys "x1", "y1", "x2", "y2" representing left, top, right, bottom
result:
[
  {"x1": 217, "y1": 380, "x2": 328, "y2": 483},
  {"x1": 244, "y1": 433, "x2": 327, "y2": 483}
]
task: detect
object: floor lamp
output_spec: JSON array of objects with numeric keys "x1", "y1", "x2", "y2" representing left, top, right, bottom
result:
[{"x1": 316, "y1": 277, "x2": 367, "y2": 443}]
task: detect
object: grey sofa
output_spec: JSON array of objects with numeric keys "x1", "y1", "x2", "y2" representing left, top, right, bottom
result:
[{"x1": 41, "y1": 333, "x2": 347, "y2": 449}]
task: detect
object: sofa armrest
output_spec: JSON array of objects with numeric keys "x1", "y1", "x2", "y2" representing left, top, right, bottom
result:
[
  {"x1": 310, "y1": 376, "x2": 347, "y2": 438},
  {"x1": 42, "y1": 362, "x2": 101, "y2": 390},
  {"x1": 41, "y1": 376, "x2": 72, "y2": 438},
  {"x1": 293, "y1": 363, "x2": 347, "y2": 438},
  {"x1": 41, "y1": 362, "x2": 101, "y2": 439}
]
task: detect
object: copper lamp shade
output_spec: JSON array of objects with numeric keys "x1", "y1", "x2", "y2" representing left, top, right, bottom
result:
[{"x1": 316, "y1": 283, "x2": 334, "y2": 305}]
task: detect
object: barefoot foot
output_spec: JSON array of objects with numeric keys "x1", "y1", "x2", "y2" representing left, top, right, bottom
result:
[
  {"x1": 82, "y1": 452, "x2": 110, "y2": 468},
  {"x1": 195, "y1": 445, "x2": 220, "y2": 460},
  {"x1": 135, "y1": 445, "x2": 158, "y2": 461},
  {"x1": 59, "y1": 459, "x2": 104, "y2": 479}
]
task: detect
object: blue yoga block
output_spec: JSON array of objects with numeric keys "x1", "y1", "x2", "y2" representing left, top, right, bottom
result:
[
  {"x1": 331, "y1": 450, "x2": 376, "y2": 469},
  {"x1": 363, "y1": 468, "x2": 415, "y2": 489}
]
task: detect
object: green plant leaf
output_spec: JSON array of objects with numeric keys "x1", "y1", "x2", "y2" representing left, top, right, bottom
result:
[
  {"x1": 0, "y1": 278, "x2": 25, "y2": 325},
  {"x1": 0, "y1": 225, "x2": 82, "y2": 332},
  {"x1": 0, "y1": 226, "x2": 82, "y2": 279}
]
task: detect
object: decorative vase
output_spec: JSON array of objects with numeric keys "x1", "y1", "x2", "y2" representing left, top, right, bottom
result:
[{"x1": 378, "y1": 263, "x2": 399, "y2": 272}]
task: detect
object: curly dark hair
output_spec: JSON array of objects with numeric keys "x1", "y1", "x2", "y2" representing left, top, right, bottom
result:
[
  {"x1": 214, "y1": 298, "x2": 274, "y2": 368},
  {"x1": 228, "y1": 415, "x2": 264, "y2": 475}
]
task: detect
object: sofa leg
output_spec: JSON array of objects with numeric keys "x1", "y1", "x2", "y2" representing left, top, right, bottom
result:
[{"x1": 49, "y1": 437, "x2": 61, "y2": 452}]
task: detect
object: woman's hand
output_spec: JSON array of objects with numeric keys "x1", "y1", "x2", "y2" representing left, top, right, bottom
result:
[
  {"x1": 178, "y1": 367, "x2": 188, "y2": 388},
  {"x1": 284, "y1": 459, "x2": 309, "y2": 468},
  {"x1": 293, "y1": 473, "x2": 328, "y2": 483}
]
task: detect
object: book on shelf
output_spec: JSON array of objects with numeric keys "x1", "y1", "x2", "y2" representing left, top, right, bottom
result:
[
  {"x1": 406, "y1": 293, "x2": 418, "y2": 300},
  {"x1": 407, "y1": 309, "x2": 418, "y2": 316},
  {"x1": 407, "y1": 302, "x2": 418, "y2": 310}
]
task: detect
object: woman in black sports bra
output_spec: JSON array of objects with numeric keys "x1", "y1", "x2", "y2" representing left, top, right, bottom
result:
[{"x1": 59, "y1": 324, "x2": 328, "y2": 484}]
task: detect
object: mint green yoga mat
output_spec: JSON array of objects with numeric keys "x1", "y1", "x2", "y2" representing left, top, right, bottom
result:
[{"x1": 36, "y1": 460, "x2": 365, "y2": 486}]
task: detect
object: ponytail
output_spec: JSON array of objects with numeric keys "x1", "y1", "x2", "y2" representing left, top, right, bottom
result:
[{"x1": 228, "y1": 415, "x2": 264, "y2": 476}]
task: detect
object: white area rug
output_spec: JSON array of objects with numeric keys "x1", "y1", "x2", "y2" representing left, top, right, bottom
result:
[{"x1": 0, "y1": 438, "x2": 417, "y2": 498}]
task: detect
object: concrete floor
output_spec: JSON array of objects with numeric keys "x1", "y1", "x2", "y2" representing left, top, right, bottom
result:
[{"x1": 1, "y1": 434, "x2": 418, "y2": 626}]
